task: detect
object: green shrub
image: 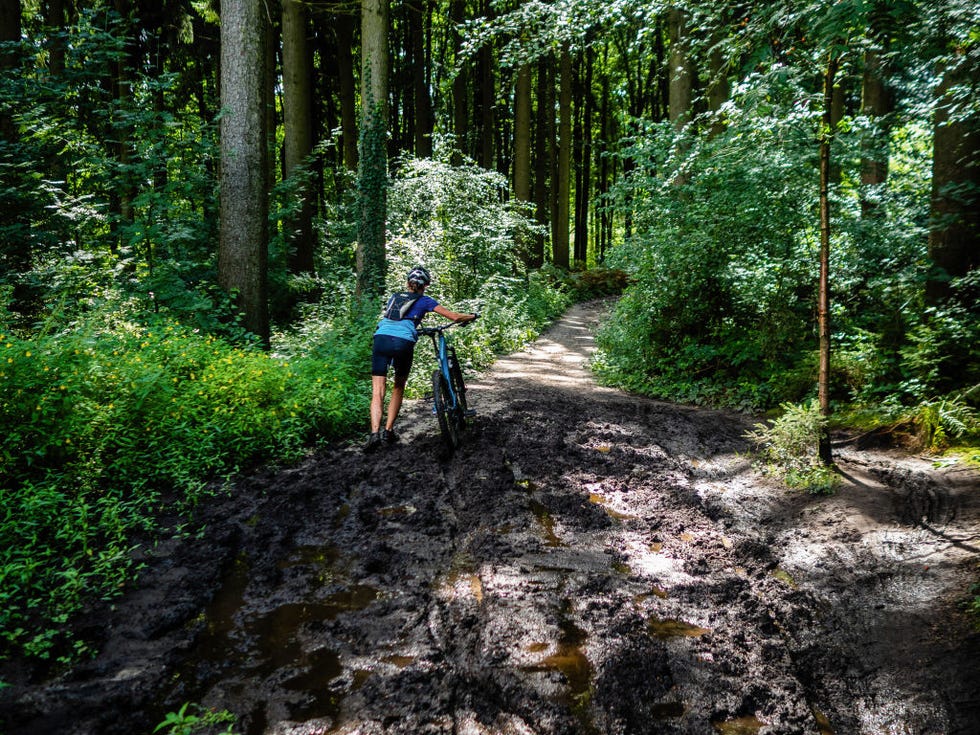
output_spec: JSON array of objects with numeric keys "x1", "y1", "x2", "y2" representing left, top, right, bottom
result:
[
  {"x1": 0, "y1": 305, "x2": 366, "y2": 662},
  {"x1": 745, "y1": 400, "x2": 840, "y2": 494},
  {"x1": 538, "y1": 264, "x2": 631, "y2": 301}
]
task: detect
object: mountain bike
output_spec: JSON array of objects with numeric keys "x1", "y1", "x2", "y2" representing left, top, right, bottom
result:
[{"x1": 418, "y1": 318, "x2": 476, "y2": 450}]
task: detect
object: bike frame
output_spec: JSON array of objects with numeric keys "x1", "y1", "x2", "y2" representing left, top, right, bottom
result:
[{"x1": 419, "y1": 323, "x2": 462, "y2": 412}]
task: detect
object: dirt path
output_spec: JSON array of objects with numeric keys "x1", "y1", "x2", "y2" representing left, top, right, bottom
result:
[{"x1": 3, "y1": 301, "x2": 980, "y2": 735}]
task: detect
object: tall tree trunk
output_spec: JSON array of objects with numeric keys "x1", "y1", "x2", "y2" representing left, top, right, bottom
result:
[
  {"x1": 574, "y1": 51, "x2": 593, "y2": 265},
  {"x1": 598, "y1": 44, "x2": 611, "y2": 262},
  {"x1": 860, "y1": 47, "x2": 890, "y2": 217},
  {"x1": 219, "y1": 0, "x2": 270, "y2": 344},
  {"x1": 667, "y1": 7, "x2": 693, "y2": 187},
  {"x1": 926, "y1": 57, "x2": 980, "y2": 306},
  {"x1": 390, "y1": 6, "x2": 408, "y2": 155},
  {"x1": 1, "y1": 0, "x2": 30, "y2": 313},
  {"x1": 357, "y1": 0, "x2": 388, "y2": 298},
  {"x1": 334, "y1": 11, "x2": 358, "y2": 171},
  {"x1": 111, "y1": 0, "x2": 136, "y2": 256},
  {"x1": 532, "y1": 56, "x2": 550, "y2": 269},
  {"x1": 706, "y1": 40, "x2": 729, "y2": 137},
  {"x1": 476, "y1": 0, "x2": 494, "y2": 169},
  {"x1": 572, "y1": 57, "x2": 584, "y2": 263},
  {"x1": 450, "y1": 0, "x2": 467, "y2": 162},
  {"x1": 282, "y1": 0, "x2": 316, "y2": 275},
  {"x1": 554, "y1": 44, "x2": 571, "y2": 269},
  {"x1": 817, "y1": 53, "x2": 838, "y2": 466},
  {"x1": 1, "y1": 0, "x2": 20, "y2": 152},
  {"x1": 667, "y1": 6, "x2": 692, "y2": 130},
  {"x1": 513, "y1": 61, "x2": 531, "y2": 262},
  {"x1": 45, "y1": 0, "x2": 65, "y2": 76},
  {"x1": 410, "y1": 0, "x2": 433, "y2": 157}
]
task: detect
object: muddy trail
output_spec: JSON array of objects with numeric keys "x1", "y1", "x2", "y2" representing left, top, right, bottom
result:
[{"x1": 3, "y1": 301, "x2": 980, "y2": 735}]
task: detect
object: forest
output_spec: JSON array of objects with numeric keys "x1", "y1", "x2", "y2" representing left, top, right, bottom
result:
[{"x1": 1, "y1": 0, "x2": 978, "y2": 685}]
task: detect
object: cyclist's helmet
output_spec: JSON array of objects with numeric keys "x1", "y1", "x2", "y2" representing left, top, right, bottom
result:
[{"x1": 407, "y1": 266, "x2": 431, "y2": 288}]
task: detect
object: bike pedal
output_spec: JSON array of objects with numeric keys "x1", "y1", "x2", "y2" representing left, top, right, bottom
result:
[{"x1": 464, "y1": 408, "x2": 477, "y2": 417}]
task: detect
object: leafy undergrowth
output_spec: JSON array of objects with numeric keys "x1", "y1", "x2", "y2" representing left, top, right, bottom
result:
[
  {"x1": 1, "y1": 278, "x2": 568, "y2": 667},
  {"x1": 0, "y1": 311, "x2": 367, "y2": 664}
]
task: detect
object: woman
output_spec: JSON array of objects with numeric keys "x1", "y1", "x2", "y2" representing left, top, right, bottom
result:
[{"x1": 365, "y1": 266, "x2": 476, "y2": 452}]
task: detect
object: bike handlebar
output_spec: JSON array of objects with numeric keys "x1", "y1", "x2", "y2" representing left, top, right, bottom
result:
[{"x1": 418, "y1": 314, "x2": 479, "y2": 336}]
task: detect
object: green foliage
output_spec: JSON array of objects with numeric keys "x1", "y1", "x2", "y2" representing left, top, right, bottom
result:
[
  {"x1": 0, "y1": 299, "x2": 366, "y2": 662},
  {"x1": 907, "y1": 394, "x2": 979, "y2": 452},
  {"x1": 386, "y1": 149, "x2": 531, "y2": 300},
  {"x1": 596, "y1": 108, "x2": 819, "y2": 410},
  {"x1": 538, "y1": 265, "x2": 630, "y2": 301},
  {"x1": 596, "y1": 35, "x2": 942, "y2": 414},
  {"x1": 1, "y1": 8, "x2": 222, "y2": 327},
  {"x1": 368, "y1": 151, "x2": 571, "y2": 396},
  {"x1": 154, "y1": 703, "x2": 238, "y2": 735},
  {"x1": 968, "y1": 582, "x2": 980, "y2": 625},
  {"x1": 745, "y1": 401, "x2": 841, "y2": 494}
]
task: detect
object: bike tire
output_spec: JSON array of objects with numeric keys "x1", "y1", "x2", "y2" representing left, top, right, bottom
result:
[
  {"x1": 432, "y1": 370, "x2": 460, "y2": 450},
  {"x1": 447, "y1": 347, "x2": 467, "y2": 423}
]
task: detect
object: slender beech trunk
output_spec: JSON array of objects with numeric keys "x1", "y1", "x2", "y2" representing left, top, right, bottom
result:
[
  {"x1": 513, "y1": 61, "x2": 532, "y2": 263},
  {"x1": 282, "y1": 0, "x2": 316, "y2": 274},
  {"x1": 111, "y1": 0, "x2": 136, "y2": 255},
  {"x1": 574, "y1": 51, "x2": 593, "y2": 265},
  {"x1": 554, "y1": 44, "x2": 572, "y2": 269},
  {"x1": 667, "y1": 7, "x2": 692, "y2": 130},
  {"x1": 598, "y1": 45, "x2": 611, "y2": 262},
  {"x1": 860, "y1": 47, "x2": 890, "y2": 217},
  {"x1": 1, "y1": 0, "x2": 30, "y2": 312},
  {"x1": 667, "y1": 6, "x2": 693, "y2": 187},
  {"x1": 477, "y1": 0, "x2": 494, "y2": 169},
  {"x1": 1, "y1": 0, "x2": 20, "y2": 155},
  {"x1": 450, "y1": 0, "x2": 467, "y2": 162},
  {"x1": 573, "y1": 57, "x2": 584, "y2": 263},
  {"x1": 706, "y1": 40, "x2": 729, "y2": 137},
  {"x1": 926, "y1": 57, "x2": 980, "y2": 306},
  {"x1": 334, "y1": 12, "x2": 358, "y2": 170},
  {"x1": 532, "y1": 56, "x2": 550, "y2": 268},
  {"x1": 410, "y1": 0, "x2": 433, "y2": 157},
  {"x1": 513, "y1": 65, "x2": 532, "y2": 192},
  {"x1": 818, "y1": 53, "x2": 838, "y2": 466}
]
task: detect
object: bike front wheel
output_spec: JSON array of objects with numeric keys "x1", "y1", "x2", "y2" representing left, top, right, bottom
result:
[
  {"x1": 447, "y1": 347, "x2": 467, "y2": 423},
  {"x1": 432, "y1": 370, "x2": 461, "y2": 450}
]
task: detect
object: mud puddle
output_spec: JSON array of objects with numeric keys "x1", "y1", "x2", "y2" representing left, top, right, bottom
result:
[{"x1": 2, "y1": 300, "x2": 979, "y2": 735}]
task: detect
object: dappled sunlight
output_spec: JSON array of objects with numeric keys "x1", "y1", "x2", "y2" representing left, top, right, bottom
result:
[
  {"x1": 614, "y1": 530, "x2": 696, "y2": 585},
  {"x1": 468, "y1": 315, "x2": 617, "y2": 394}
]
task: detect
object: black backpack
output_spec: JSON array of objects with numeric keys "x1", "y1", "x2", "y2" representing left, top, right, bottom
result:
[{"x1": 382, "y1": 291, "x2": 422, "y2": 321}]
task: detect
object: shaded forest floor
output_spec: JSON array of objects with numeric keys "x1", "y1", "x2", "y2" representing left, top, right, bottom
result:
[{"x1": 3, "y1": 301, "x2": 980, "y2": 735}]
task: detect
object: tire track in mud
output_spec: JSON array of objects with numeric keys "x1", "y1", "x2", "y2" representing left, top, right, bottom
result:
[{"x1": 4, "y1": 301, "x2": 978, "y2": 735}]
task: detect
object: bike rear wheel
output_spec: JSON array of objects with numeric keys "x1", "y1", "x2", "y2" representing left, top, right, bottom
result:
[{"x1": 432, "y1": 370, "x2": 461, "y2": 450}]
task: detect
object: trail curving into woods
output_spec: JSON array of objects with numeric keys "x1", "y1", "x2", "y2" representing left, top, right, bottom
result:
[{"x1": 3, "y1": 300, "x2": 980, "y2": 735}]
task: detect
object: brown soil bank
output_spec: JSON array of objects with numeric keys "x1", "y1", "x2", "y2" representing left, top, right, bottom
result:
[{"x1": 3, "y1": 300, "x2": 979, "y2": 734}]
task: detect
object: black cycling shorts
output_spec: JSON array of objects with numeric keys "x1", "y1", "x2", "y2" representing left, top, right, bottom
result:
[{"x1": 371, "y1": 334, "x2": 415, "y2": 379}]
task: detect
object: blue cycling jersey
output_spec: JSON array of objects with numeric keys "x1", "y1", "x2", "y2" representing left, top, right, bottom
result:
[{"x1": 374, "y1": 294, "x2": 438, "y2": 342}]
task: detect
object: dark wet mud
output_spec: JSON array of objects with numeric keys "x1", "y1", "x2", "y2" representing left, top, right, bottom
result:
[{"x1": 3, "y1": 301, "x2": 980, "y2": 734}]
